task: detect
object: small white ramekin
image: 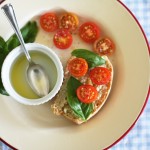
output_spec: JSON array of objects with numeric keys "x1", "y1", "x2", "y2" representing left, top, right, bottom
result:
[{"x1": 1, "y1": 43, "x2": 64, "y2": 105}]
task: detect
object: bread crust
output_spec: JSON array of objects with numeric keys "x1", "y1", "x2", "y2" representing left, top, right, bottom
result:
[{"x1": 51, "y1": 56, "x2": 113, "y2": 124}]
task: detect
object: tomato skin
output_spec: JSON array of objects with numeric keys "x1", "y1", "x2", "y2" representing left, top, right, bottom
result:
[
  {"x1": 76, "y1": 85, "x2": 98, "y2": 103},
  {"x1": 89, "y1": 67, "x2": 111, "y2": 85},
  {"x1": 79, "y1": 22, "x2": 100, "y2": 43},
  {"x1": 40, "y1": 13, "x2": 58, "y2": 32},
  {"x1": 53, "y1": 29, "x2": 73, "y2": 49},
  {"x1": 68, "y1": 58, "x2": 88, "y2": 77},
  {"x1": 93, "y1": 38, "x2": 115, "y2": 55},
  {"x1": 59, "y1": 13, "x2": 79, "y2": 32}
]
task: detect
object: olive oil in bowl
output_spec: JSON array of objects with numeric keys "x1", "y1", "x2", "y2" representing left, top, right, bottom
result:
[{"x1": 11, "y1": 51, "x2": 57, "y2": 99}]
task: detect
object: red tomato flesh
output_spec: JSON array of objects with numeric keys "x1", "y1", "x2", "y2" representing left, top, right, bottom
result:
[
  {"x1": 59, "y1": 13, "x2": 79, "y2": 32},
  {"x1": 68, "y1": 58, "x2": 88, "y2": 77},
  {"x1": 79, "y1": 22, "x2": 100, "y2": 43},
  {"x1": 89, "y1": 67, "x2": 111, "y2": 85},
  {"x1": 53, "y1": 29, "x2": 73, "y2": 49},
  {"x1": 93, "y1": 38, "x2": 115, "y2": 55},
  {"x1": 76, "y1": 85, "x2": 98, "y2": 103},
  {"x1": 40, "y1": 13, "x2": 58, "y2": 32}
]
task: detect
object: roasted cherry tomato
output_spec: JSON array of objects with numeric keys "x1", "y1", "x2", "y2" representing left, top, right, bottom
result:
[
  {"x1": 89, "y1": 67, "x2": 111, "y2": 85},
  {"x1": 68, "y1": 58, "x2": 88, "y2": 77},
  {"x1": 76, "y1": 85, "x2": 98, "y2": 103},
  {"x1": 79, "y1": 22, "x2": 100, "y2": 43},
  {"x1": 53, "y1": 29, "x2": 73, "y2": 49},
  {"x1": 40, "y1": 13, "x2": 58, "y2": 32},
  {"x1": 59, "y1": 13, "x2": 79, "y2": 32},
  {"x1": 93, "y1": 38, "x2": 115, "y2": 55}
]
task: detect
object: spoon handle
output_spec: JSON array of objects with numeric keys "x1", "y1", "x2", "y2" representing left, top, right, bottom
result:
[{"x1": 2, "y1": 4, "x2": 32, "y2": 63}]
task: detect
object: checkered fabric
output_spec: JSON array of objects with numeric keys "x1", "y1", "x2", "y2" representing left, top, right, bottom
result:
[
  {"x1": 0, "y1": 142, "x2": 10, "y2": 150},
  {"x1": 122, "y1": 0, "x2": 150, "y2": 44},
  {"x1": 110, "y1": 0, "x2": 150, "y2": 149},
  {"x1": 0, "y1": 0, "x2": 150, "y2": 150}
]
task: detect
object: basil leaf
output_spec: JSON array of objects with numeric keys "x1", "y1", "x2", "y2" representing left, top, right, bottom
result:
[
  {"x1": 0, "y1": 37, "x2": 9, "y2": 95},
  {"x1": 0, "y1": 36, "x2": 8, "y2": 55},
  {"x1": 67, "y1": 76, "x2": 85, "y2": 120},
  {"x1": 0, "y1": 36, "x2": 8, "y2": 70},
  {"x1": 72, "y1": 49, "x2": 105, "y2": 68},
  {"x1": 6, "y1": 21, "x2": 38, "y2": 51},
  {"x1": 0, "y1": 80, "x2": 9, "y2": 96},
  {"x1": 67, "y1": 76, "x2": 93, "y2": 121},
  {"x1": 6, "y1": 37, "x2": 20, "y2": 52},
  {"x1": 0, "y1": 36, "x2": 6, "y2": 47},
  {"x1": 81, "y1": 103, "x2": 93, "y2": 119},
  {"x1": 0, "y1": 21, "x2": 38, "y2": 96},
  {"x1": 23, "y1": 21, "x2": 38, "y2": 43}
]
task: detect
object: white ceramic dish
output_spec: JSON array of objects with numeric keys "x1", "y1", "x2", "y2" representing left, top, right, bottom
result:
[
  {"x1": 0, "y1": 0, "x2": 149, "y2": 150},
  {"x1": 1, "y1": 43, "x2": 64, "y2": 105}
]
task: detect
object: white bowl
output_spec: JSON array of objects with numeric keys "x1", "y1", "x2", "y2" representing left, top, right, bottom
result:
[{"x1": 1, "y1": 43, "x2": 64, "y2": 105}]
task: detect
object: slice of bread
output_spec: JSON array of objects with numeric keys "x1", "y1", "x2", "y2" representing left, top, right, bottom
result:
[{"x1": 51, "y1": 55, "x2": 113, "y2": 124}]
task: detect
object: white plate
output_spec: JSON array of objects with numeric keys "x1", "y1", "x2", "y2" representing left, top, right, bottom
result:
[{"x1": 0, "y1": 0, "x2": 149, "y2": 150}]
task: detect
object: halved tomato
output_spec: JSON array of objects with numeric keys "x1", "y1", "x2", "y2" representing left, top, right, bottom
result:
[
  {"x1": 68, "y1": 58, "x2": 88, "y2": 77},
  {"x1": 79, "y1": 22, "x2": 100, "y2": 43},
  {"x1": 89, "y1": 67, "x2": 111, "y2": 85},
  {"x1": 40, "y1": 12, "x2": 58, "y2": 32},
  {"x1": 59, "y1": 13, "x2": 79, "y2": 32},
  {"x1": 93, "y1": 38, "x2": 115, "y2": 55},
  {"x1": 76, "y1": 85, "x2": 98, "y2": 103},
  {"x1": 53, "y1": 29, "x2": 73, "y2": 49}
]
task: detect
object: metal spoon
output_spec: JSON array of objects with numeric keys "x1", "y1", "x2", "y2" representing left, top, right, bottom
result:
[{"x1": 2, "y1": 4, "x2": 50, "y2": 97}]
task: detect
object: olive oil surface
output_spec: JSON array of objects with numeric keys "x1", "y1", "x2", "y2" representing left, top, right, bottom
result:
[{"x1": 11, "y1": 51, "x2": 57, "y2": 99}]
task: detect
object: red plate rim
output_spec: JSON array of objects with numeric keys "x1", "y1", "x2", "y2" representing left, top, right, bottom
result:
[{"x1": 104, "y1": 0, "x2": 150, "y2": 149}]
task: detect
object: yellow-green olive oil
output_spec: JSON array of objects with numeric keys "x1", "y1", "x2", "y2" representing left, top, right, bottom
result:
[{"x1": 11, "y1": 51, "x2": 57, "y2": 99}]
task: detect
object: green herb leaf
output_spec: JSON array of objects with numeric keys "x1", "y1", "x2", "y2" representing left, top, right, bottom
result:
[
  {"x1": 0, "y1": 80, "x2": 9, "y2": 96},
  {"x1": 0, "y1": 21, "x2": 38, "y2": 96},
  {"x1": 81, "y1": 102, "x2": 93, "y2": 119},
  {"x1": 6, "y1": 37, "x2": 20, "y2": 52},
  {"x1": 0, "y1": 36, "x2": 8, "y2": 55},
  {"x1": 6, "y1": 21, "x2": 38, "y2": 51},
  {"x1": 72, "y1": 49, "x2": 105, "y2": 68},
  {"x1": 23, "y1": 21, "x2": 38, "y2": 43},
  {"x1": 0, "y1": 37, "x2": 9, "y2": 95},
  {"x1": 67, "y1": 76, "x2": 93, "y2": 121}
]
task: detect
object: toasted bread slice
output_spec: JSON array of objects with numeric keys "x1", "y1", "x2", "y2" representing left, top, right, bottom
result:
[{"x1": 51, "y1": 56, "x2": 113, "y2": 124}]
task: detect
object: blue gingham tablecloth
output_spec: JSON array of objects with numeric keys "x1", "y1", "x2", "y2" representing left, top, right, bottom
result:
[
  {"x1": 0, "y1": 0, "x2": 150, "y2": 150},
  {"x1": 111, "y1": 0, "x2": 150, "y2": 150}
]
